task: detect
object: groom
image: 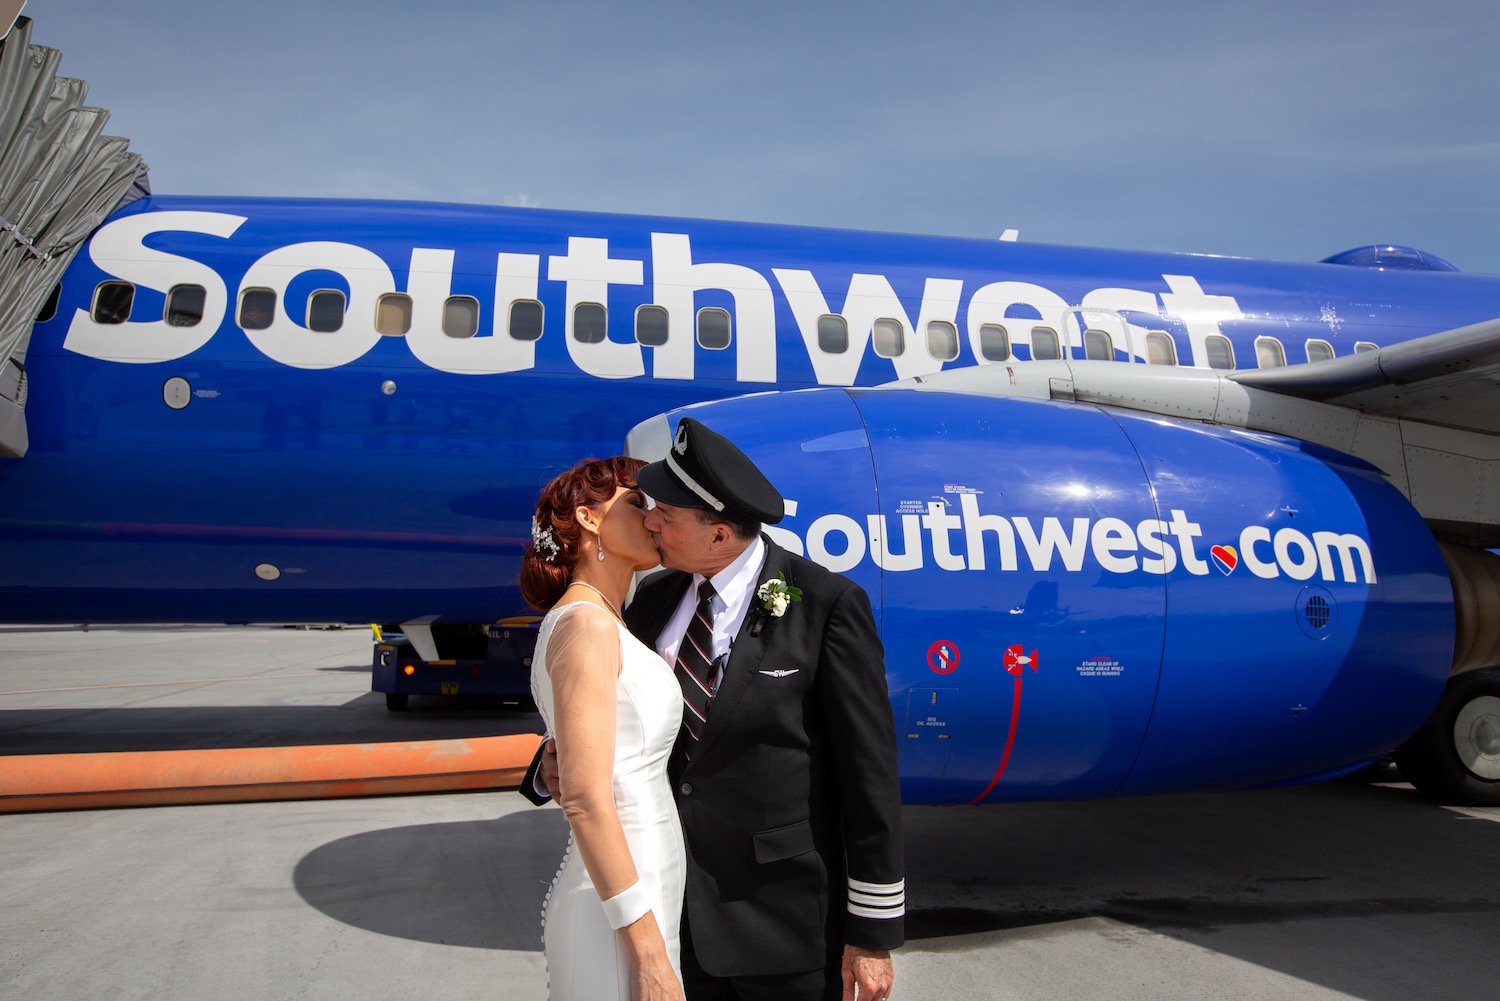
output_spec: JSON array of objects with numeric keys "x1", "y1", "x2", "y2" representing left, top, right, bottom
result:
[{"x1": 528, "y1": 417, "x2": 904, "y2": 1001}]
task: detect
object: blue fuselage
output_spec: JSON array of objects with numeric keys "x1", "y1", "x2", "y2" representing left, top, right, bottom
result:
[{"x1": 4, "y1": 195, "x2": 1486, "y2": 801}]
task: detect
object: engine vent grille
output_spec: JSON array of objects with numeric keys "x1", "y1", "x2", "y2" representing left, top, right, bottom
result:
[
  {"x1": 1304, "y1": 594, "x2": 1331, "y2": 630},
  {"x1": 1296, "y1": 586, "x2": 1338, "y2": 639}
]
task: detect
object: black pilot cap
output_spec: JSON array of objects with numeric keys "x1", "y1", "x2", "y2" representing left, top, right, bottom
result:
[{"x1": 637, "y1": 418, "x2": 785, "y2": 525}]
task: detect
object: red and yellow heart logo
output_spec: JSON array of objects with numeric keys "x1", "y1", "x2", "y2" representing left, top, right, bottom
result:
[{"x1": 1210, "y1": 544, "x2": 1238, "y2": 575}]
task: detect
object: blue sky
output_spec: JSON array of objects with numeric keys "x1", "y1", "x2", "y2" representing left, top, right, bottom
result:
[{"x1": 26, "y1": 0, "x2": 1500, "y2": 272}]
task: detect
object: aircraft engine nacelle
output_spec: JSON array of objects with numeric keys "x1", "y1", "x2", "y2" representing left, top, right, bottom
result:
[{"x1": 630, "y1": 388, "x2": 1455, "y2": 804}]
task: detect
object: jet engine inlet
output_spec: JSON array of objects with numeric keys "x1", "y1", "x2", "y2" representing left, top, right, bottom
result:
[{"x1": 1439, "y1": 541, "x2": 1500, "y2": 676}]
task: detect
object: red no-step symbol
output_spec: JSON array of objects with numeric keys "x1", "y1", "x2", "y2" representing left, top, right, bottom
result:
[{"x1": 927, "y1": 640, "x2": 960, "y2": 674}]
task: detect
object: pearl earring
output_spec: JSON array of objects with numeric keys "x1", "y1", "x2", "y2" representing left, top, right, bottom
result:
[{"x1": 596, "y1": 532, "x2": 606, "y2": 562}]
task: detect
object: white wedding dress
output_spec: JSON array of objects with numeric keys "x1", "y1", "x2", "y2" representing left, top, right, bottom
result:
[{"x1": 531, "y1": 601, "x2": 685, "y2": 1000}]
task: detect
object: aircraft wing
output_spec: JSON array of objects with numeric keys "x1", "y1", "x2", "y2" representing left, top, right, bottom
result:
[
  {"x1": 891, "y1": 317, "x2": 1500, "y2": 547},
  {"x1": 1229, "y1": 317, "x2": 1500, "y2": 435}
]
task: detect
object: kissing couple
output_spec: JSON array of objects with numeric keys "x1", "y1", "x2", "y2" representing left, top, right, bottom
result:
[{"x1": 519, "y1": 418, "x2": 904, "y2": 1001}]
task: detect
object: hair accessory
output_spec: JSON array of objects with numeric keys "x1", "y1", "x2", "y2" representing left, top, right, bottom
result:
[{"x1": 531, "y1": 517, "x2": 560, "y2": 562}]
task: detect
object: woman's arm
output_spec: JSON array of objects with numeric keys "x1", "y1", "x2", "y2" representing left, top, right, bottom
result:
[{"x1": 546, "y1": 604, "x2": 682, "y2": 1000}]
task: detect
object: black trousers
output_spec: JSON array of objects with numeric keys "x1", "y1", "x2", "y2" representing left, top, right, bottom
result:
[{"x1": 679, "y1": 915, "x2": 841, "y2": 1001}]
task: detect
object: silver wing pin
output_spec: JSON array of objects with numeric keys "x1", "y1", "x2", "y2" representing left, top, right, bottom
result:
[{"x1": 758, "y1": 669, "x2": 800, "y2": 678}]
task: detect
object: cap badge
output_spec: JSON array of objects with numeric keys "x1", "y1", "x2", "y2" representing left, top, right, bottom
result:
[{"x1": 673, "y1": 424, "x2": 690, "y2": 455}]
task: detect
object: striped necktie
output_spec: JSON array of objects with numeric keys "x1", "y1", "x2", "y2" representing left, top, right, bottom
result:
[{"x1": 673, "y1": 580, "x2": 720, "y2": 764}]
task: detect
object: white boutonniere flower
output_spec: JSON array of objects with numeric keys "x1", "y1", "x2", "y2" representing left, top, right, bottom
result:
[{"x1": 756, "y1": 573, "x2": 803, "y2": 617}]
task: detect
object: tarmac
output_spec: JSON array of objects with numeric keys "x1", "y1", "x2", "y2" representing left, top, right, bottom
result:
[
  {"x1": 3, "y1": 625, "x2": 1500, "y2": 1000},
  {"x1": 0, "y1": 623, "x2": 545, "y2": 812}
]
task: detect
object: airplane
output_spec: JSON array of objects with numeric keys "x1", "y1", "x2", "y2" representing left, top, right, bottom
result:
[{"x1": 3, "y1": 14, "x2": 1498, "y2": 808}]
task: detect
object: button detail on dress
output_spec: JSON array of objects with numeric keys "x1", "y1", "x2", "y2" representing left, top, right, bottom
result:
[{"x1": 680, "y1": 782, "x2": 693, "y2": 796}]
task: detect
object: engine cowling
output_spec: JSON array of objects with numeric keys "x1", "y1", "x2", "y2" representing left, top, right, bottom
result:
[{"x1": 629, "y1": 387, "x2": 1455, "y2": 804}]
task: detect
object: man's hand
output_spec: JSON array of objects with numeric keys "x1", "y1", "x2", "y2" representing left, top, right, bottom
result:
[
  {"x1": 540, "y1": 737, "x2": 561, "y2": 802},
  {"x1": 841, "y1": 944, "x2": 892, "y2": 1000}
]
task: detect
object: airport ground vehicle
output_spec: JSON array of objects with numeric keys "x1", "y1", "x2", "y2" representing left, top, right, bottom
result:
[{"x1": 371, "y1": 621, "x2": 538, "y2": 711}]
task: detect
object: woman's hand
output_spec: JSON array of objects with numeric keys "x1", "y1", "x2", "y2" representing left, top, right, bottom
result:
[
  {"x1": 621, "y1": 911, "x2": 684, "y2": 1001},
  {"x1": 632, "y1": 949, "x2": 684, "y2": 1001}
]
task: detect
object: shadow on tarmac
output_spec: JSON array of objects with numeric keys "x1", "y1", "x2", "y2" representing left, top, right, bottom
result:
[
  {"x1": 295, "y1": 806, "x2": 569, "y2": 951},
  {"x1": 289, "y1": 778, "x2": 1500, "y2": 997},
  {"x1": 0, "y1": 694, "x2": 544, "y2": 755},
  {"x1": 899, "y1": 780, "x2": 1500, "y2": 997}
]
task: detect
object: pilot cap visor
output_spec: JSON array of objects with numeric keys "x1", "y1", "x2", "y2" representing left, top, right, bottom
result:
[{"x1": 638, "y1": 418, "x2": 785, "y2": 525}]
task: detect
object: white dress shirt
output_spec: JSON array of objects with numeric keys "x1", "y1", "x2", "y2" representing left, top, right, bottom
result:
[{"x1": 656, "y1": 535, "x2": 766, "y2": 691}]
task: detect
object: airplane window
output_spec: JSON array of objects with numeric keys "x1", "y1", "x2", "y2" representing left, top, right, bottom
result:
[
  {"x1": 978, "y1": 323, "x2": 1010, "y2": 361},
  {"x1": 376, "y1": 293, "x2": 412, "y2": 336},
  {"x1": 308, "y1": 290, "x2": 346, "y2": 333},
  {"x1": 1082, "y1": 328, "x2": 1114, "y2": 361},
  {"x1": 35, "y1": 283, "x2": 61, "y2": 323},
  {"x1": 1030, "y1": 326, "x2": 1060, "y2": 360},
  {"x1": 1354, "y1": 341, "x2": 1378, "y2": 354},
  {"x1": 1205, "y1": 334, "x2": 1235, "y2": 370},
  {"x1": 574, "y1": 302, "x2": 607, "y2": 344},
  {"x1": 817, "y1": 314, "x2": 848, "y2": 353},
  {"x1": 1306, "y1": 339, "x2": 1334, "y2": 363},
  {"x1": 239, "y1": 288, "x2": 276, "y2": 330},
  {"x1": 926, "y1": 320, "x2": 959, "y2": 362},
  {"x1": 509, "y1": 299, "x2": 543, "y2": 341},
  {"x1": 872, "y1": 317, "x2": 905, "y2": 358},
  {"x1": 91, "y1": 281, "x2": 134, "y2": 325},
  {"x1": 635, "y1": 304, "x2": 669, "y2": 346},
  {"x1": 1145, "y1": 330, "x2": 1177, "y2": 366},
  {"x1": 697, "y1": 307, "x2": 731, "y2": 350},
  {"x1": 165, "y1": 285, "x2": 206, "y2": 327},
  {"x1": 1255, "y1": 337, "x2": 1286, "y2": 369},
  {"x1": 443, "y1": 296, "x2": 480, "y2": 338}
]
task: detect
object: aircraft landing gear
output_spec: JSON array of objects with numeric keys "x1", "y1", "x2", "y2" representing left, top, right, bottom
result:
[{"x1": 1395, "y1": 667, "x2": 1500, "y2": 805}]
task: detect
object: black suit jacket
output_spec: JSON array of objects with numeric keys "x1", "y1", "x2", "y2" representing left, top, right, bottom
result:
[{"x1": 626, "y1": 539, "x2": 904, "y2": 977}]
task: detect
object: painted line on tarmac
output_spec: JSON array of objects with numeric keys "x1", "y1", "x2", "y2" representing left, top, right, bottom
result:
[{"x1": 0, "y1": 733, "x2": 542, "y2": 813}]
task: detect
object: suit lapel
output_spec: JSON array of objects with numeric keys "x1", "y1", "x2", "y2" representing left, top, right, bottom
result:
[
  {"x1": 627, "y1": 569, "x2": 691, "y2": 650},
  {"x1": 688, "y1": 540, "x2": 789, "y2": 765}
]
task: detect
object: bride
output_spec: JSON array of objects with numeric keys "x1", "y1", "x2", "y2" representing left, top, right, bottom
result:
[{"x1": 520, "y1": 456, "x2": 685, "y2": 1001}]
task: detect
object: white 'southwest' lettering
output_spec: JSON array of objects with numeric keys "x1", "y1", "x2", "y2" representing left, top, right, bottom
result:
[
  {"x1": 64, "y1": 211, "x2": 246, "y2": 363},
  {"x1": 1159, "y1": 275, "x2": 1246, "y2": 369},
  {"x1": 403, "y1": 249, "x2": 540, "y2": 374},
  {"x1": 964, "y1": 280, "x2": 1069, "y2": 363},
  {"x1": 771, "y1": 494, "x2": 1377, "y2": 584},
  {"x1": 652, "y1": 233, "x2": 776, "y2": 382},
  {"x1": 548, "y1": 237, "x2": 644, "y2": 379},
  {"x1": 64, "y1": 211, "x2": 1250, "y2": 384},
  {"x1": 240, "y1": 241, "x2": 390, "y2": 369}
]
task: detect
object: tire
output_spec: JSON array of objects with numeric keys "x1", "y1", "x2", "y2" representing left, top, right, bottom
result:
[
  {"x1": 1394, "y1": 667, "x2": 1500, "y2": 805},
  {"x1": 385, "y1": 692, "x2": 410, "y2": 712}
]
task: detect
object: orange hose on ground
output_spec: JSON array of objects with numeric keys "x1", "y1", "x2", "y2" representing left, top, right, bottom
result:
[{"x1": 0, "y1": 733, "x2": 543, "y2": 813}]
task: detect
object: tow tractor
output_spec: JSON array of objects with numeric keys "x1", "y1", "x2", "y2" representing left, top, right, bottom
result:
[{"x1": 372, "y1": 619, "x2": 540, "y2": 711}]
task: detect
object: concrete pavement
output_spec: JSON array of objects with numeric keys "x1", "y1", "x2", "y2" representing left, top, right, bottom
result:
[{"x1": 2, "y1": 626, "x2": 1498, "y2": 1000}]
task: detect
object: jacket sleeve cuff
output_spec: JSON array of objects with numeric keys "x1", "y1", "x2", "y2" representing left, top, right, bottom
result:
[{"x1": 847, "y1": 876, "x2": 904, "y2": 921}]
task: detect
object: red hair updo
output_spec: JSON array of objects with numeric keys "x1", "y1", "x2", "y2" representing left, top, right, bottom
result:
[{"x1": 519, "y1": 455, "x2": 646, "y2": 611}]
